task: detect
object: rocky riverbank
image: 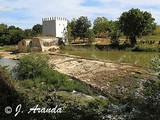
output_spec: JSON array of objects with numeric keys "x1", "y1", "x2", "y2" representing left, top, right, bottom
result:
[{"x1": 0, "y1": 51, "x2": 158, "y2": 97}]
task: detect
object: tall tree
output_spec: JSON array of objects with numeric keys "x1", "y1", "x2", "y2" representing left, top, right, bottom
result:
[
  {"x1": 119, "y1": 8, "x2": 156, "y2": 45},
  {"x1": 93, "y1": 17, "x2": 109, "y2": 37},
  {"x1": 76, "y1": 16, "x2": 91, "y2": 40},
  {"x1": 69, "y1": 19, "x2": 78, "y2": 40},
  {"x1": 0, "y1": 25, "x2": 24, "y2": 45},
  {"x1": 10, "y1": 30, "x2": 24, "y2": 45},
  {"x1": 108, "y1": 21, "x2": 121, "y2": 46},
  {"x1": 86, "y1": 29, "x2": 95, "y2": 43}
]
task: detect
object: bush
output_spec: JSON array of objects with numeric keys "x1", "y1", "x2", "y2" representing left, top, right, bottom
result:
[{"x1": 13, "y1": 53, "x2": 50, "y2": 80}]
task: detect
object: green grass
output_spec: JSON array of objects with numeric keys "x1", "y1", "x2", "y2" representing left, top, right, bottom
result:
[
  {"x1": 109, "y1": 76, "x2": 121, "y2": 83},
  {"x1": 0, "y1": 45, "x2": 18, "y2": 52},
  {"x1": 14, "y1": 70, "x2": 96, "y2": 95},
  {"x1": 131, "y1": 44, "x2": 160, "y2": 52}
]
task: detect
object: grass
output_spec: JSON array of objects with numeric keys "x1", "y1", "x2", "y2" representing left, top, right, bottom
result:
[
  {"x1": 0, "y1": 45, "x2": 18, "y2": 52},
  {"x1": 14, "y1": 70, "x2": 96, "y2": 95},
  {"x1": 109, "y1": 76, "x2": 121, "y2": 83},
  {"x1": 131, "y1": 44, "x2": 160, "y2": 52}
]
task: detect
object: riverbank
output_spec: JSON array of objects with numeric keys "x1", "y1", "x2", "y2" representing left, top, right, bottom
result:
[
  {"x1": 0, "y1": 51, "x2": 159, "y2": 97},
  {"x1": 1, "y1": 51, "x2": 160, "y2": 119},
  {"x1": 0, "y1": 51, "x2": 28, "y2": 60}
]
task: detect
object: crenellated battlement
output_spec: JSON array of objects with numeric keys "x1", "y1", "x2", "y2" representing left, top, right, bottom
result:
[
  {"x1": 42, "y1": 16, "x2": 68, "y2": 39},
  {"x1": 42, "y1": 17, "x2": 67, "y2": 21}
]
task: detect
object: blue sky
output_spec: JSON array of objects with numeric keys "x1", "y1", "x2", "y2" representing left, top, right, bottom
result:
[{"x1": 0, "y1": 0, "x2": 160, "y2": 29}]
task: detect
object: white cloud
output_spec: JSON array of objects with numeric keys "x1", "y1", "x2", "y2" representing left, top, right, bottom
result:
[{"x1": 0, "y1": 7, "x2": 15, "y2": 12}]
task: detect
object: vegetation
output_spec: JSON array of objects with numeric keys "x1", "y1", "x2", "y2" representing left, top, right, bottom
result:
[
  {"x1": 69, "y1": 16, "x2": 91, "y2": 40},
  {"x1": 1, "y1": 8, "x2": 159, "y2": 52},
  {"x1": 0, "y1": 24, "x2": 42, "y2": 45},
  {"x1": 109, "y1": 21, "x2": 121, "y2": 46},
  {"x1": 1, "y1": 53, "x2": 160, "y2": 119},
  {"x1": 0, "y1": 65, "x2": 29, "y2": 119},
  {"x1": 1, "y1": 7, "x2": 160, "y2": 119},
  {"x1": 10, "y1": 53, "x2": 110, "y2": 119},
  {"x1": 119, "y1": 8, "x2": 156, "y2": 45},
  {"x1": 93, "y1": 17, "x2": 109, "y2": 38},
  {"x1": 13, "y1": 53, "x2": 49, "y2": 79},
  {"x1": 86, "y1": 29, "x2": 95, "y2": 43},
  {"x1": 13, "y1": 53, "x2": 96, "y2": 94}
]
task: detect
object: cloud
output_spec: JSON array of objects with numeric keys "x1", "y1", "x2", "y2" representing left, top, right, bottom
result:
[
  {"x1": 0, "y1": 0, "x2": 160, "y2": 29},
  {"x1": 0, "y1": 7, "x2": 15, "y2": 12}
]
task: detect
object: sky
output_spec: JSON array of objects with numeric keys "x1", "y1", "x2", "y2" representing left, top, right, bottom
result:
[{"x1": 0, "y1": 0, "x2": 160, "y2": 29}]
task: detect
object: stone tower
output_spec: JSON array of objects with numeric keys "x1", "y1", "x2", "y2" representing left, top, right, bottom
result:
[{"x1": 42, "y1": 17, "x2": 68, "y2": 38}]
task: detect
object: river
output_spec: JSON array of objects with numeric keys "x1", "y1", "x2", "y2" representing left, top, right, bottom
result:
[
  {"x1": 60, "y1": 49, "x2": 159, "y2": 67},
  {"x1": 0, "y1": 58, "x2": 17, "y2": 78}
]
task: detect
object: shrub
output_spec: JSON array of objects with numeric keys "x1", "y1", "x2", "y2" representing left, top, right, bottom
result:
[{"x1": 13, "y1": 53, "x2": 50, "y2": 80}]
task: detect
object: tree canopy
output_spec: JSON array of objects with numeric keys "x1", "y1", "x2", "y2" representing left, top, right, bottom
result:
[
  {"x1": 93, "y1": 17, "x2": 109, "y2": 38},
  {"x1": 69, "y1": 18, "x2": 77, "y2": 40},
  {"x1": 69, "y1": 16, "x2": 91, "y2": 40},
  {"x1": 32, "y1": 24, "x2": 42, "y2": 36},
  {"x1": 76, "y1": 16, "x2": 91, "y2": 40},
  {"x1": 0, "y1": 24, "x2": 42, "y2": 45},
  {"x1": 119, "y1": 8, "x2": 156, "y2": 45}
]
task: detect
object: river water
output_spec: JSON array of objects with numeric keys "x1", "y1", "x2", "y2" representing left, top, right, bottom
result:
[
  {"x1": 60, "y1": 50, "x2": 159, "y2": 67},
  {"x1": 0, "y1": 58, "x2": 17, "y2": 78}
]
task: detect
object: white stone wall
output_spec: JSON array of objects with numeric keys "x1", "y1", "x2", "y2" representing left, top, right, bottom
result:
[{"x1": 42, "y1": 17, "x2": 67, "y2": 38}]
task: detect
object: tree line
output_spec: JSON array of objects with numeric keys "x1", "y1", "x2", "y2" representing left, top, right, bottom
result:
[
  {"x1": 0, "y1": 8, "x2": 157, "y2": 46},
  {"x1": 68, "y1": 8, "x2": 156, "y2": 46},
  {"x1": 0, "y1": 24, "x2": 42, "y2": 45}
]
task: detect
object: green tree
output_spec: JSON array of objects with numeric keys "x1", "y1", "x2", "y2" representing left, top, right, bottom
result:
[
  {"x1": 86, "y1": 29, "x2": 95, "y2": 43},
  {"x1": 8, "y1": 26, "x2": 24, "y2": 45},
  {"x1": 69, "y1": 19, "x2": 78, "y2": 40},
  {"x1": 23, "y1": 29, "x2": 33, "y2": 39},
  {"x1": 66, "y1": 24, "x2": 72, "y2": 43},
  {"x1": 119, "y1": 8, "x2": 156, "y2": 45},
  {"x1": 108, "y1": 21, "x2": 121, "y2": 46},
  {"x1": 0, "y1": 25, "x2": 24, "y2": 45},
  {"x1": 93, "y1": 17, "x2": 109, "y2": 38},
  {"x1": 10, "y1": 30, "x2": 24, "y2": 45},
  {"x1": 76, "y1": 16, "x2": 91, "y2": 40},
  {"x1": 0, "y1": 24, "x2": 7, "y2": 31},
  {"x1": 0, "y1": 28, "x2": 10, "y2": 45},
  {"x1": 32, "y1": 24, "x2": 42, "y2": 36}
]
